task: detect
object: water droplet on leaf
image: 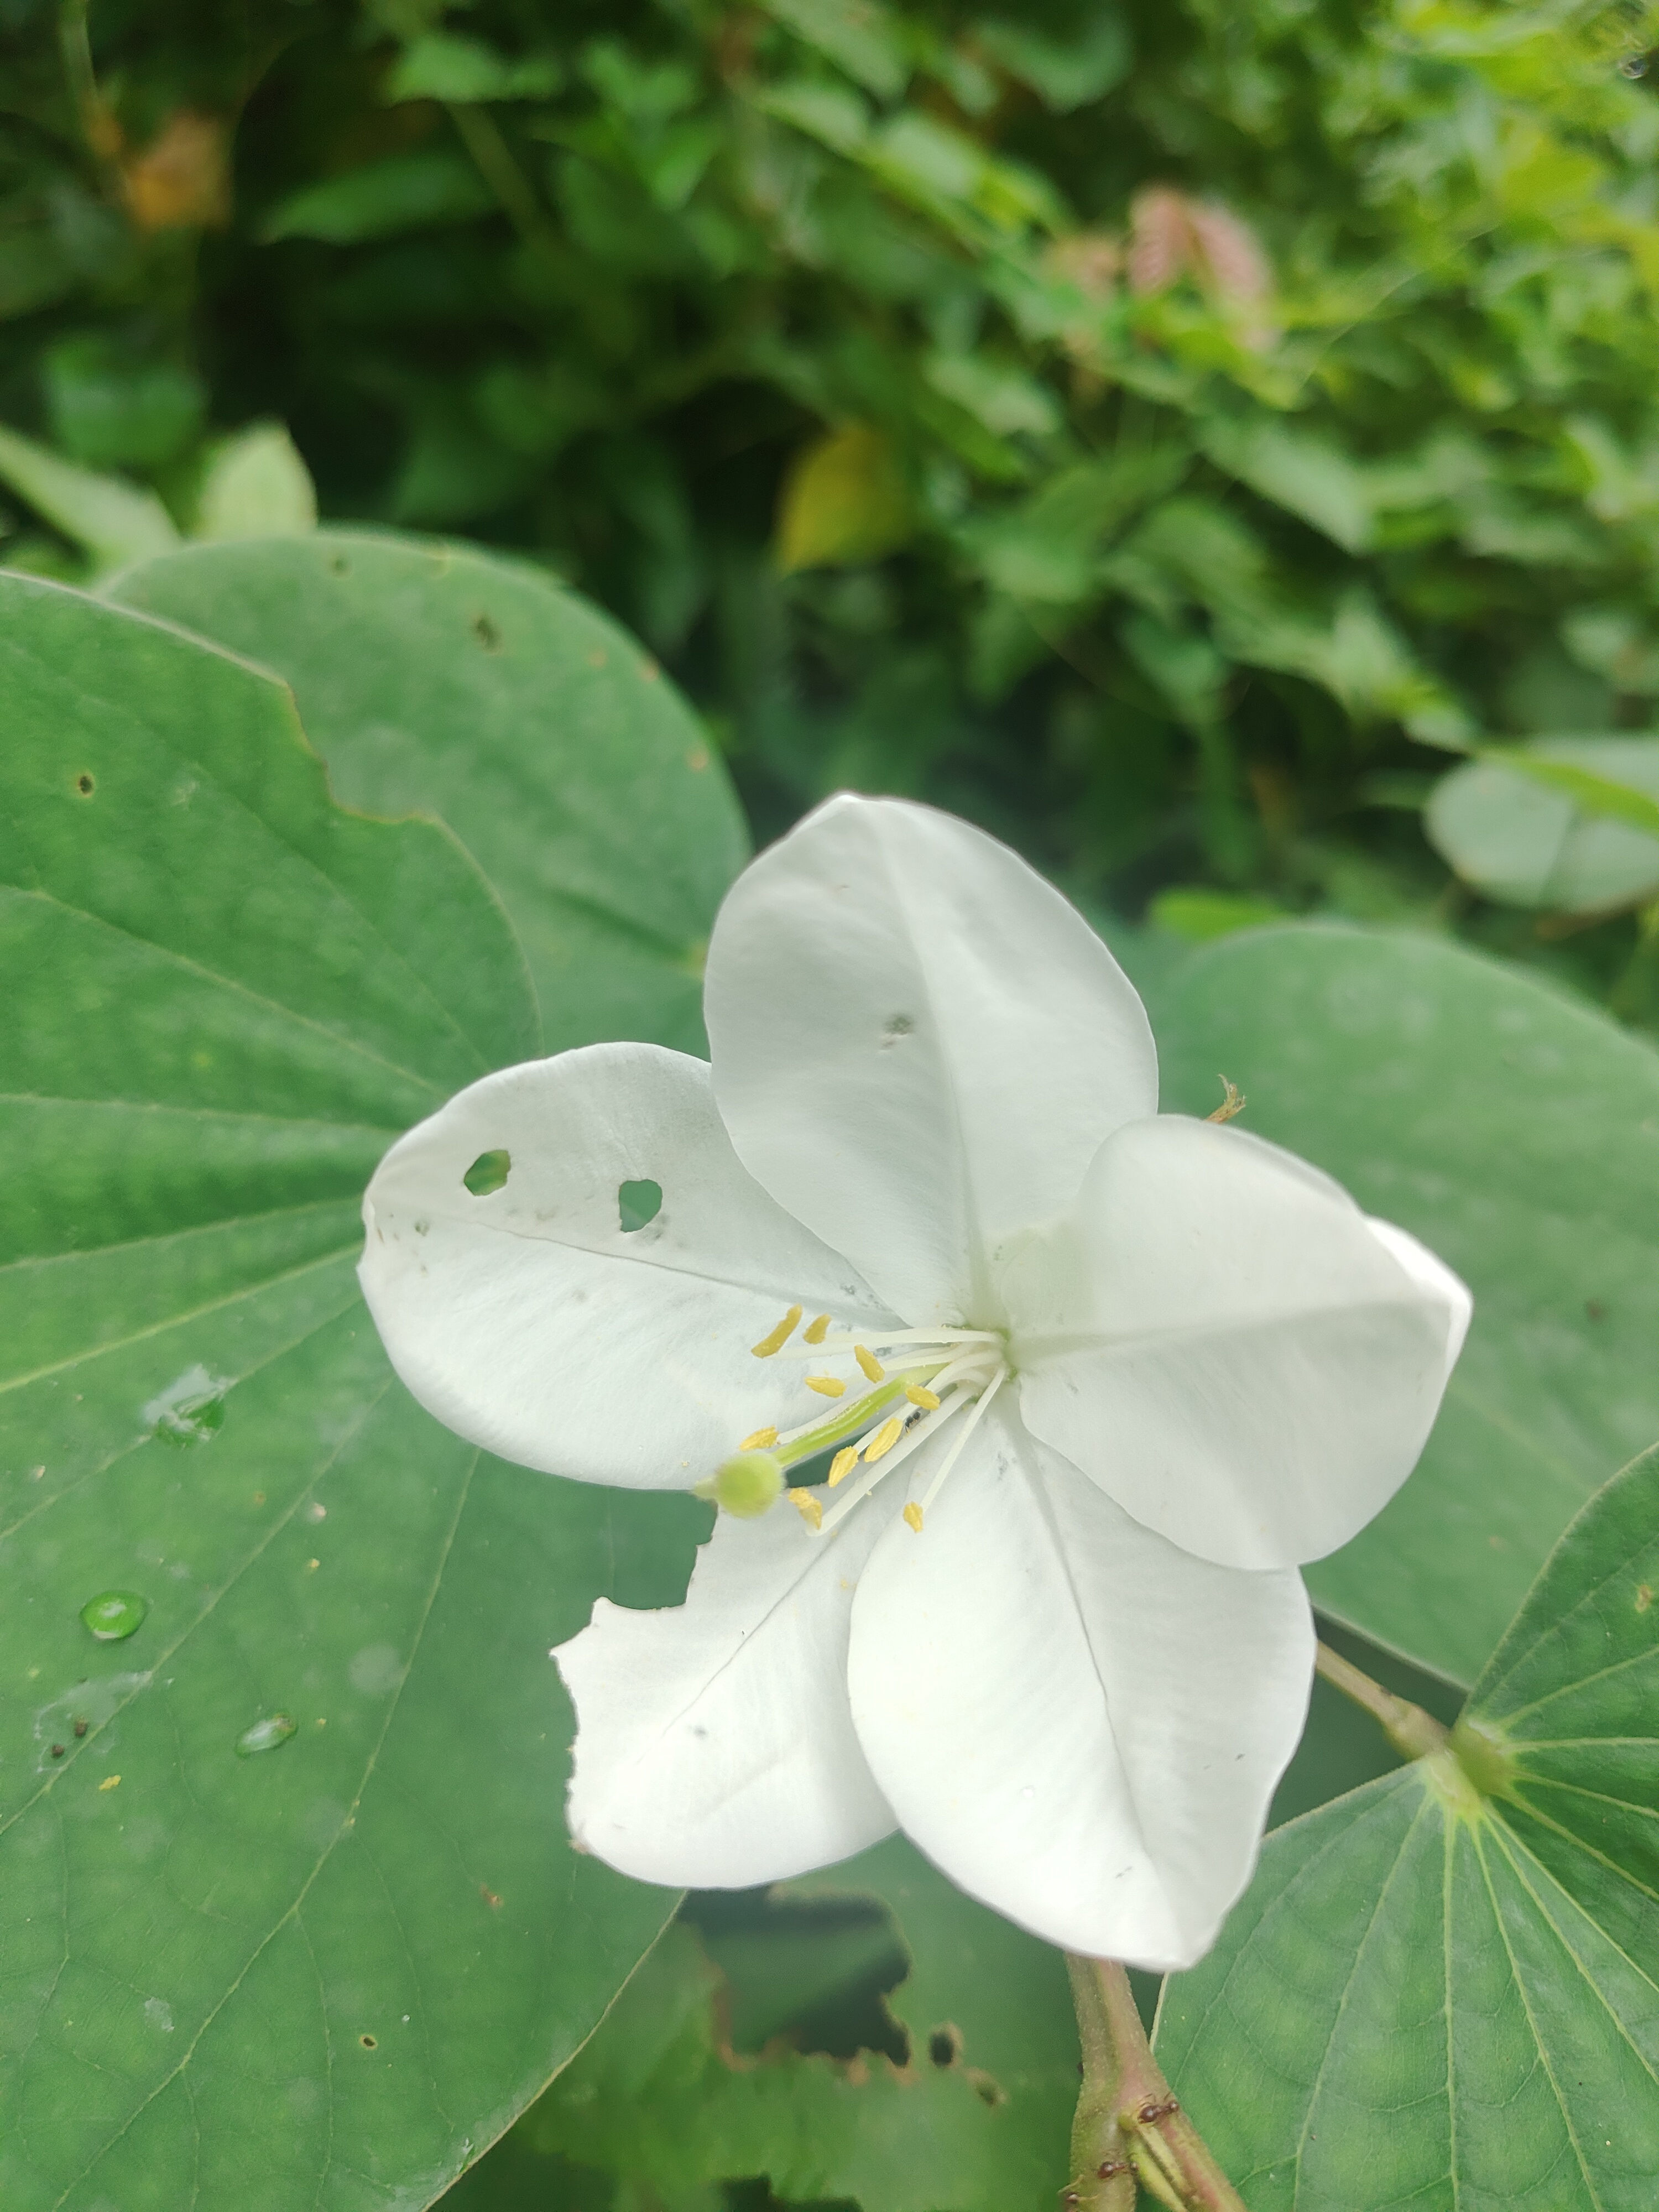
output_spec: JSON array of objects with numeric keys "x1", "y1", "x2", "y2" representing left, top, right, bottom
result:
[
  {"x1": 80, "y1": 1591, "x2": 148, "y2": 1642},
  {"x1": 144, "y1": 1363, "x2": 229, "y2": 1446},
  {"x1": 235, "y1": 1713, "x2": 298, "y2": 1757}
]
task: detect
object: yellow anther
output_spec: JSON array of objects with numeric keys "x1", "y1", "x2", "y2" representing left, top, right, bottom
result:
[
  {"x1": 828, "y1": 1446, "x2": 859, "y2": 1488},
  {"x1": 864, "y1": 1416, "x2": 903, "y2": 1462},
  {"x1": 804, "y1": 1313, "x2": 831, "y2": 1344},
  {"x1": 740, "y1": 1426, "x2": 779, "y2": 1451},
  {"x1": 903, "y1": 1503, "x2": 924, "y2": 1533},
  {"x1": 752, "y1": 1306, "x2": 804, "y2": 1358},
  {"x1": 805, "y1": 1375, "x2": 846, "y2": 1398},
  {"x1": 854, "y1": 1344, "x2": 885, "y2": 1382},
  {"x1": 905, "y1": 1384, "x2": 941, "y2": 1410},
  {"x1": 791, "y1": 1488, "x2": 824, "y2": 1531}
]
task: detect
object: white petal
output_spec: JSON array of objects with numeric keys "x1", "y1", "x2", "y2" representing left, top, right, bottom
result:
[
  {"x1": 704, "y1": 794, "x2": 1157, "y2": 1327},
  {"x1": 845, "y1": 1403, "x2": 1313, "y2": 1971},
  {"x1": 359, "y1": 1043, "x2": 895, "y2": 1487},
  {"x1": 555, "y1": 1485, "x2": 898, "y2": 1887},
  {"x1": 1006, "y1": 1115, "x2": 1472, "y2": 1570}
]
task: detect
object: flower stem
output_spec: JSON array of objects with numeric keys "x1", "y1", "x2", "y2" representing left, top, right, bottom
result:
[
  {"x1": 1063, "y1": 1956, "x2": 1246, "y2": 2212},
  {"x1": 1313, "y1": 1640, "x2": 1448, "y2": 1762}
]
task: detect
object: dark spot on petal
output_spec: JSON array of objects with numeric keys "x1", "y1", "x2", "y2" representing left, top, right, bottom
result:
[
  {"x1": 619, "y1": 1178, "x2": 662, "y2": 1233},
  {"x1": 463, "y1": 1150, "x2": 510, "y2": 1197},
  {"x1": 881, "y1": 1013, "x2": 915, "y2": 1047}
]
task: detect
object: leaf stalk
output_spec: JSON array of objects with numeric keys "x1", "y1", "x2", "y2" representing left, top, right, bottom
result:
[
  {"x1": 1313, "y1": 1639, "x2": 1448, "y2": 1762},
  {"x1": 1062, "y1": 1955, "x2": 1246, "y2": 2212}
]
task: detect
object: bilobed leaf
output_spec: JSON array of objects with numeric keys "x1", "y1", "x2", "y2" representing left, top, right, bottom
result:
[
  {"x1": 1156, "y1": 924, "x2": 1659, "y2": 1684},
  {"x1": 0, "y1": 575, "x2": 701, "y2": 2209},
  {"x1": 483, "y1": 1837, "x2": 1076, "y2": 2211},
  {"x1": 107, "y1": 530, "x2": 748, "y2": 1054},
  {"x1": 1156, "y1": 1443, "x2": 1659, "y2": 2211},
  {"x1": 1427, "y1": 735, "x2": 1659, "y2": 912}
]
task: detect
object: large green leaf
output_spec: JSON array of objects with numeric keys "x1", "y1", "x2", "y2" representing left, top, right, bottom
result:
[
  {"x1": 1156, "y1": 1443, "x2": 1659, "y2": 2211},
  {"x1": 0, "y1": 574, "x2": 702, "y2": 2208},
  {"x1": 107, "y1": 529, "x2": 749, "y2": 1054},
  {"x1": 1157, "y1": 925, "x2": 1659, "y2": 1684},
  {"x1": 462, "y1": 1837, "x2": 1077, "y2": 2212}
]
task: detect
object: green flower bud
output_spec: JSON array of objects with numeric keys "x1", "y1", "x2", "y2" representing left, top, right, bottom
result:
[{"x1": 693, "y1": 1449, "x2": 785, "y2": 1519}]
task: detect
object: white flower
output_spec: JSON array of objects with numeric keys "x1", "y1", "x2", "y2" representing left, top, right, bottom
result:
[{"x1": 359, "y1": 796, "x2": 1470, "y2": 1971}]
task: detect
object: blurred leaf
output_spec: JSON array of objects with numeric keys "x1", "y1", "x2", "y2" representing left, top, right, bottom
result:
[
  {"x1": 193, "y1": 422, "x2": 317, "y2": 540},
  {"x1": 0, "y1": 228, "x2": 74, "y2": 320},
  {"x1": 1428, "y1": 736, "x2": 1659, "y2": 912},
  {"x1": 44, "y1": 335, "x2": 205, "y2": 471},
  {"x1": 507, "y1": 1838, "x2": 1076, "y2": 2212},
  {"x1": 777, "y1": 423, "x2": 912, "y2": 572},
  {"x1": 973, "y1": 13, "x2": 1131, "y2": 112},
  {"x1": 761, "y1": 0, "x2": 910, "y2": 98},
  {"x1": 0, "y1": 420, "x2": 179, "y2": 572},
  {"x1": 262, "y1": 151, "x2": 493, "y2": 244},
  {"x1": 108, "y1": 530, "x2": 749, "y2": 1054},
  {"x1": 0, "y1": 572, "x2": 696, "y2": 2209},
  {"x1": 1199, "y1": 414, "x2": 1374, "y2": 552},
  {"x1": 1157, "y1": 1442, "x2": 1659, "y2": 2207},
  {"x1": 924, "y1": 351, "x2": 1061, "y2": 439},
  {"x1": 384, "y1": 33, "x2": 564, "y2": 105},
  {"x1": 1158, "y1": 925, "x2": 1659, "y2": 1684},
  {"x1": 1147, "y1": 886, "x2": 1287, "y2": 941}
]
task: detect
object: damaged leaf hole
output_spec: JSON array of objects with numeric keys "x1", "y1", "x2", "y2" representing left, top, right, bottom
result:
[
  {"x1": 359, "y1": 2033, "x2": 377, "y2": 2049},
  {"x1": 472, "y1": 612, "x2": 503, "y2": 652},
  {"x1": 927, "y1": 2026, "x2": 960, "y2": 2067},
  {"x1": 75, "y1": 771, "x2": 95, "y2": 796},
  {"x1": 463, "y1": 1149, "x2": 510, "y2": 1197},
  {"x1": 619, "y1": 1178, "x2": 662, "y2": 1233},
  {"x1": 329, "y1": 552, "x2": 349, "y2": 576}
]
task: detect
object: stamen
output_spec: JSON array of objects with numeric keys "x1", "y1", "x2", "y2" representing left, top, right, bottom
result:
[
  {"x1": 864, "y1": 1416, "x2": 904, "y2": 1462},
  {"x1": 905, "y1": 1384, "x2": 940, "y2": 1410},
  {"x1": 813, "y1": 1386, "x2": 971, "y2": 1536},
  {"x1": 752, "y1": 1306, "x2": 803, "y2": 1358},
  {"x1": 790, "y1": 1488, "x2": 823, "y2": 1530},
  {"x1": 915, "y1": 1367, "x2": 1007, "y2": 1518},
  {"x1": 804, "y1": 1313, "x2": 831, "y2": 1343},
  {"x1": 773, "y1": 1325, "x2": 998, "y2": 1360},
  {"x1": 854, "y1": 1345, "x2": 885, "y2": 1382},
  {"x1": 805, "y1": 1375, "x2": 846, "y2": 1398},
  {"x1": 828, "y1": 1447, "x2": 859, "y2": 1487},
  {"x1": 903, "y1": 1503, "x2": 924, "y2": 1533},
  {"x1": 740, "y1": 1426, "x2": 779, "y2": 1450}
]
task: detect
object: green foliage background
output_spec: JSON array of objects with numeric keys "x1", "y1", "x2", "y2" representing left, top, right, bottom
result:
[
  {"x1": 6, "y1": 0, "x2": 1659, "y2": 1023},
  {"x1": 6, "y1": 2, "x2": 1659, "y2": 2208}
]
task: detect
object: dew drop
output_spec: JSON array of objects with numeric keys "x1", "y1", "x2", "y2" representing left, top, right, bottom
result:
[
  {"x1": 80, "y1": 1591, "x2": 148, "y2": 1642},
  {"x1": 144, "y1": 1363, "x2": 230, "y2": 1446},
  {"x1": 235, "y1": 1713, "x2": 298, "y2": 1757}
]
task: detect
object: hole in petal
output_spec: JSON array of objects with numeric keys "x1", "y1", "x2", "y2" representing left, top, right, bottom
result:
[
  {"x1": 928, "y1": 2026, "x2": 960, "y2": 2068},
  {"x1": 618, "y1": 1178, "x2": 662, "y2": 1233},
  {"x1": 463, "y1": 1150, "x2": 510, "y2": 1197}
]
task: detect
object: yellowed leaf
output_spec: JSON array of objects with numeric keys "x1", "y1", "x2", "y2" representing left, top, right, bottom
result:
[
  {"x1": 775, "y1": 422, "x2": 911, "y2": 572},
  {"x1": 123, "y1": 112, "x2": 229, "y2": 233}
]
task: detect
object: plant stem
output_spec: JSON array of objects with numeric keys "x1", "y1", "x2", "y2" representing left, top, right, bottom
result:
[
  {"x1": 1313, "y1": 1640, "x2": 1448, "y2": 1762},
  {"x1": 446, "y1": 103, "x2": 552, "y2": 249},
  {"x1": 1063, "y1": 1955, "x2": 1246, "y2": 2212}
]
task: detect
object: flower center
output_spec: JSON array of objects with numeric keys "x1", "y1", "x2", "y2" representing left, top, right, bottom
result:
[{"x1": 695, "y1": 1307, "x2": 1010, "y2": 1537}]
